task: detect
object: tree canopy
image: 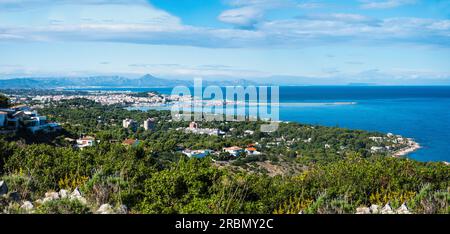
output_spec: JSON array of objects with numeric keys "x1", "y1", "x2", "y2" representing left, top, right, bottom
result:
[
  {"x1": 0, "y1": 98, "x2": 448, "y2": 214},
  {"x1": 0, "y1": 94, "x2": 9, "y2": 108}
]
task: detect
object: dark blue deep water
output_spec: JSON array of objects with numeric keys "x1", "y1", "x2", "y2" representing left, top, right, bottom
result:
[
  {"x1": 75, "y1": 86, "x2": 450, "y2": 162},
  {"x1": 276, "y1": 86, "x2": 450, "y2": 162}
]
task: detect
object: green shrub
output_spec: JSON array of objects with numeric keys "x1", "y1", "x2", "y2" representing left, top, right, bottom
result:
[{"x1": 35, "y1": 199, "x2": 91, "y2": 214}]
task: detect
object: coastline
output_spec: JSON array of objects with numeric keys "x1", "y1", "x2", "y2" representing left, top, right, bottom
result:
[
  {"x1": 392, "y1": 139, "x2": 421, "y2": 158},
  {"x1": 128, "y1": 103, "x2": 424, "y2": 159},
  {"x1": 17, "y1": 87, "x2": 449, "y2": 162}
]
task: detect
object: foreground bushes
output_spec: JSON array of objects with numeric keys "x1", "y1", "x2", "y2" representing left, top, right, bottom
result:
[
  {"x1": 35, "y1": 199, "x2": 91, "y2": 214},
  {"x1": 1, "y1": 138, "x2": 449, "y2": 214},
  {"x1": 135, "y1": 156, "x2": 449, "y2": 214}
]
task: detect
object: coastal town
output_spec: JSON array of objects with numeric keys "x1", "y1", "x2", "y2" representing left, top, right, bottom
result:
[
  {"x1": 0, "y1": 90, "x2": 449, "y2": 216},
  {"x1": 27, "y1": 91, "x2": 187, "y2": 107},
  {"x1": 0, "y1": 90, "x2": 424, "y2": 162},
  {"x1": 1, "y1": 0, "x2": 450, "y2": 219},
  {"x1": 4, "y1": 89, "x2": 268, "y2": 110}
]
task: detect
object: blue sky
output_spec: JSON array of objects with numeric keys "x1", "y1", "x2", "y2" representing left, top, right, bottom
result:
[{"x1": 0, "y1": 0, "x2": 449, "y2": 85}]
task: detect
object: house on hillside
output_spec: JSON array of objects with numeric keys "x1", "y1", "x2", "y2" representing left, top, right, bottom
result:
[
  {"x1": 223, "y1": 146, "x2": 244, "y2": 157},
  {"x1": 184, "y1": 121, "x2": 225, "y2": 136},
  {"x1": 245, "y1": 147, "x2": 261, "y2": 155},
  {"x1": 76, "y1": 136, "x2": 97, "y2": 149},
  {"x1": 371, "y1": 146, "x2": 386, "y2": 153},
  {"x1": 122, "y1": 118, "x2": 138, "y2": 130},
  {"x1": 0, "y1": 106, "x2": 60, "y2": 134},
  {"x1": 122, "y1": 138, "x2": 139, "y2": 147},
  {"x1": 182, "y1": 149, "x2": 212, "y2": 158},
  {"x1": 244, "y1": 130, "x2": 255, "y2": 135},
  {"x1": 189, "y1": 121, "x2": 198, "y2": 129}
]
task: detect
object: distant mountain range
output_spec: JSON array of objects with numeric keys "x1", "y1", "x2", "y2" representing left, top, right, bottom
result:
[{"x1": 0, "y1": 74, "x2": 262, "y2": 89}]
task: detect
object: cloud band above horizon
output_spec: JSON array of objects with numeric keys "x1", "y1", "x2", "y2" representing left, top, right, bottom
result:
[{"x1": 0, "y1": 0, "x2": 449, "y2": 84}]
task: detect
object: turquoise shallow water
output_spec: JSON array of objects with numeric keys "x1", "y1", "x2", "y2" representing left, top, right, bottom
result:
[
  {"x1": 77, "y1": 86, "x2": 450, "y2": 162},
  {"x1": 274, "y1": 86, "x2": 450, "y2": 162},
  {"x1": 278, "y1": 98, "x2": 450, "y2": 162}
]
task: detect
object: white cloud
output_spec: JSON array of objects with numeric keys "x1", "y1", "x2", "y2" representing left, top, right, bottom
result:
[
  {"x1": 345, "y1": 69, "x2": 450, "y2": 85},
  {"x1": 360, "y1": 0, "x2": 417, "y2": 9},
  {"x1": 297, "y1": 2, "x2": 325, "y2": 9},
  {"x1": 1, "y1": 14, "x2": 449, "y2": 48},
  {"x1": 0, "y1": 0, "x2": 146, "y2": 6},
  {"x1": 257, "y1": 16, "x2": 450, "y2": 46},
  {"x1": 301, "y1": 13, "x2": 375, "y2": 23},
  {"x1": 218, "y1": 6, "x2": 264, "y2": 28},
  {"x1": 218, "y1": 0, "x2": 293, "y2": 27},
  {"x1": 0, "y1": 1, "x2": 448, "y2": 48},
  {"x1": 224, "y1": 0, "x2": 290, "y2": 7}
]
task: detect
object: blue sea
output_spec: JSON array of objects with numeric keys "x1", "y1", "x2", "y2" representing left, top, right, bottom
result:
[{"x1": 74, "y1": 86, "x2": 450, "y2": 162}]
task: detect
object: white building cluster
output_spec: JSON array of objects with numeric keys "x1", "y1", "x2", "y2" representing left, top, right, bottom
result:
[
  {"x1": 76, "y1": 136, "x2": 97, "y2": 149},
  {"x1": 122, "y1": 118, "x2": 138, "y2": 129},
  {"x1": 181, "y1": 121, "x2": 225, "y2": 136},
  {"x1": 368, "y1": 133, "x2": 416, "y2": 154},
  {"x1": 0, "y1": 105, "x2": 61, "y2": 134},
  {"x1": 31, "y1": 92, "x2": 190, "y2": 107},
  {"x1": 123, "y1": 118, "x2": 156, "y2": 131}
]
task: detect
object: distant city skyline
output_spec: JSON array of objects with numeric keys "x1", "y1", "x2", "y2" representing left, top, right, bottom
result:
[{"x1": 0, "y1": 0, "x2": 449, "y2": 85}]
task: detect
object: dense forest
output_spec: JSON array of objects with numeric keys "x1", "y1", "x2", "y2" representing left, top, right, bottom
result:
[{"x1": 0, "y1": 96, "x2": 449, "y2": 214}]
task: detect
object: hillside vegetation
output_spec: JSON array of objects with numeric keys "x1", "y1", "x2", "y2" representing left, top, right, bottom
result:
[{"x1": 0, "y1": 99, "x2": 448, "y2": 214}]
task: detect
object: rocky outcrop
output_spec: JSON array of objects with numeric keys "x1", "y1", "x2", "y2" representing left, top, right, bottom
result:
[
  {"x1": 33, "y1": 188, "x2": 87, "y2": 207},
  {"x1": 96, "y1": 204, "x2": 114, "y2": 214},
  {"x1": 356, "y1": 207, "x2": 371, "y2": 214},
  {"x1": 69, "y1": 187, "x2": 87, "y2": 205},
  {"x1": 370, "y1": 204, "x2": 380, "y2": 214},
  {"x1": 43, "y1": 191, "x2": 59, "y2": 202},
  {"x1": 1, "y1": 187, "x2": 128, "y2": 214},
  {"x1": 396, "y1": 203, "x2": 411, "y2": 214},
  {"x1": 20, "y1": 201, "x2": 34, "y2": 211},
  {"x1": 71, "y1": 187, "x2": 82, "y2": 198},
  {"x1": 356, "y1": 202, "x2": 412, "y2": 214},
  {"x1": 381, "y1": 203, "x2": 394, "y2": 214},
  {"x1": 117, "y1": 205, "x2": 128, "y2": 214},
  {"x1": 59, "y1": 189, "x2": 69, "y2": 199},
  {"x1": 96, "y1": 203, "x2": 128, "y2": 214},
  {"x1": 0, "y1": 181, "x2": 8, "y2": 196}
]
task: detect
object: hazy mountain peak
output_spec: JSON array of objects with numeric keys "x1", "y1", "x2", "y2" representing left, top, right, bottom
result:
[{"x1": 0, "y1": 75, "x2": 261, "y2": 89}]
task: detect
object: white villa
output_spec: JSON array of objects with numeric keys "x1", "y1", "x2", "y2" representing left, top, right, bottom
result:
[
  {"x1": 122, "y1": 118, "x2": 137, "y2": 129},
  {"x1": 0, "y1": 105, "x2": 61, "y2": 134},
  {"x1": 182, "y1": 149, "x2": 212, "y2": 158},
  {"x1": 76, "y1": 136, "x2": 97, "y2": 149},
  {"x1": 184, "y1": 121, "x2": 225, "y2": 136},
  {"x1": 223, "y1": 146, "x2": 244, "y2": 156},
  {"x1": 245, "y1": 147, "x2": 261, "y2": 155}
]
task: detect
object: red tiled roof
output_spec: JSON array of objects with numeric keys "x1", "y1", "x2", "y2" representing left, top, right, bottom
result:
[
  {"x1": 122, "y1": 139, "x2": 137, "y2": 145},
  {"x1": 224, "y1": 146, "x2": 242, "y2": 151},
  {"x1": 80, "y1": 136, "x2": 95, "y2": 141}
]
